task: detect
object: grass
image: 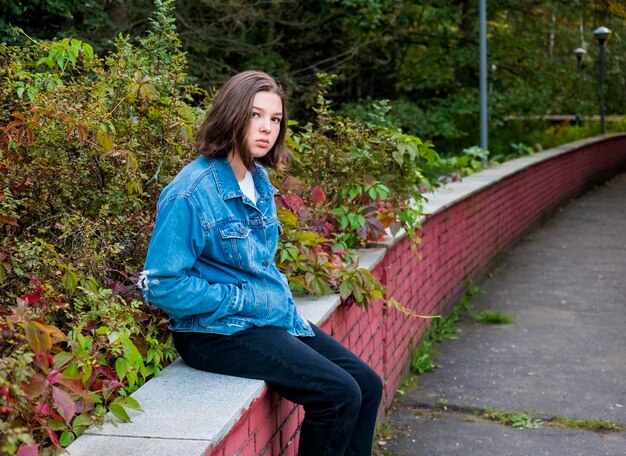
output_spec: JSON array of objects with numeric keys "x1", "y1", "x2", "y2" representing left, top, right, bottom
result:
[
  {"x1": 482, "y1": 408, "x2": 625, "y2": 432},
  {"x1": 408, "y1": 282, "x2": 481, "y2": 376},
  {"x1": 474, "y1": 310, "x2": 515, "y2": 325},
  {"x1": 551, "y1": 416, "x2": 626, "y2": 432},
  {"x1": 483, "y1": 409, "x2": 544, "y2": 429}
]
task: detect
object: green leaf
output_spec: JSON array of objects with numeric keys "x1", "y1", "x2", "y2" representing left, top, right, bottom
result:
[
  {"x1": 339, "y1": 280, "x2": 353, "y2": 300},
  {"x1": 62, "y1": 271, "x2": 79, "y2": 292},
  {"x1": 127, "y1": 370, "x2": 138, "y2": 389},
  {"x1": 115, "y1": 357, "x2": 129, "y2": 381},
  {"x1": 64, "y1": 362, "x2": 79, "y2": 379},
  {"x1": 113, "y1": 396, "x2": 143, "y2": 412},
  {"x1": 59, "y1": 431, "x2": 75, "y2": 447},
  {"x1": 71, "y1": 414, "x2": 92, "y2": 429},
  {"x1": 108, "y1": 404, "x2": 130, "y2": 422},
  {"x1": 293, "y1": 231, "x2": 327, "y2": 246},
  {"x1": 48, "y1": 418, "x2": 67, "y2": 431},
  {"x1": 83, "y1": 43, "x2": 94, "y2": 59},
  {"x1": 53, "y1": 351, "x2": 74, "y2": 370},
  {"x1": 56, "y1": 52, "x2": 65, "y2": 70}
]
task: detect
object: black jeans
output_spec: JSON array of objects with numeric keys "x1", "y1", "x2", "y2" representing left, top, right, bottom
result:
[{"x1": 172, "y1": 323, "x2": 383, "y2": 456}]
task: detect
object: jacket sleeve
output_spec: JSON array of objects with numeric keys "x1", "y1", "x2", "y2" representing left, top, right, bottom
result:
[{"x1": 141, "y1": 195, "x2": 248, "y2": 322}]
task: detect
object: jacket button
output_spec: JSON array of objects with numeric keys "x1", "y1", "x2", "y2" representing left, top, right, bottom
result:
[
  {"x1": 239, "y1": 227, "x2": 245, "y2": 234},
  {"x1": 262, "y1": 260, "x2": 269, "y2": 267}
]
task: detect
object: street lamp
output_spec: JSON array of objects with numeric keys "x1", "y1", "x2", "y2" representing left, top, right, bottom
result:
[
  {"x1": 593, "y1": 26, "x2": 611, "y2": 134},
  {"x1": 574, "y1": 47, "x2": 586, "y2": 75}
]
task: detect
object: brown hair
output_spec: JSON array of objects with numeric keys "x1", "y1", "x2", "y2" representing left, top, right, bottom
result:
[{"x1": 196, "y1": 70, "x2": 289, "y2": 170}]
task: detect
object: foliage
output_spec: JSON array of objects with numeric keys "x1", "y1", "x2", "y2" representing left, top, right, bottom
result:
[
  {"x1": 0, "y1": 0, "x2": 155, "y2": 51},
  {"x1": 551, "y1": 416, "x2": 625, "y2": 432},
  {"x1": 282, "y1": 73, "x2": 437, "y2": 250},
  {"x1": 485, "y1": 409, "x2": 625, "y2": 431},
  {"x1": 270, "y1": 73, "x2": 438, "y2": 306},
  {"x1": 409, "y1": 282, "x2": 479, "y2": 376},
  {"x1": 474, "y1": 310, "x2": 514, "y2": 325},
  {"x1": 410, "y1": 339, "x2": 438, "y2": 375},
  {"x1": 274, "y1": 204, "x2": 386, "y2": 308},
  {"x1": 483, "y1": 409, "x2": 544, "y2": 429},
  {"x1": 0, "y1": 1, "x2": 193, "y2": 453}
]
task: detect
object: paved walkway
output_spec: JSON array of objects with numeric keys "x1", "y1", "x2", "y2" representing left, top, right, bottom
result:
[{"x1": 377, "y1": 173, "x2": 626, "y2": 456}]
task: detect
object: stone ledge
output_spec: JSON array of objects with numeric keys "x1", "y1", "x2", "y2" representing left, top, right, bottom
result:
[{"x1": 421, "y1": 134, "x2": 615, "y2": 215}]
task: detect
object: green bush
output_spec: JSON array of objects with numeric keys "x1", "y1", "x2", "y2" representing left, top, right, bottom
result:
[{"x1": 0, "y1": 1, "x2": 195, "y2": 453}]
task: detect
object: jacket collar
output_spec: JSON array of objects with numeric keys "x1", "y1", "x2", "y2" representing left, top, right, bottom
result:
[{"x1": 207, "y1": 156, "x2": 278, "y2": 201}]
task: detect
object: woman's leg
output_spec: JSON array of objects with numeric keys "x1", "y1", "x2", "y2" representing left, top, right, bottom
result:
[
  {"x1": 172, "y1": 326, "x2": 378, "y2": 455},
  {"x1": 299, "y1": 324, "x2": 383, "y2": 456}
]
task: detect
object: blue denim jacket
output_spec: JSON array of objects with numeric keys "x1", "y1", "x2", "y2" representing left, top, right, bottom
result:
[{"x1": 141, "y1": 156, "x2": 314, "y2": 337}]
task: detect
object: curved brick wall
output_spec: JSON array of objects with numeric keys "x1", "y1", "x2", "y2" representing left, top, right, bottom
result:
[
  {"x1": 67, "y1": 134, "x2": 626, "y2": 456},
  {"x1": 208, "y1": 134, "x2": 626, "y2": 456}
]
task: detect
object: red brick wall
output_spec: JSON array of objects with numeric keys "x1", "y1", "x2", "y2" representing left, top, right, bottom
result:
[{"x1": 206, "y1": 135, "x2": 626, "y2": 455}]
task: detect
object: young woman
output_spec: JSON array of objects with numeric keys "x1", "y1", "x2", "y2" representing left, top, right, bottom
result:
[{"x1": 141, "y1": 70, "x2": 383, "y2": 455}]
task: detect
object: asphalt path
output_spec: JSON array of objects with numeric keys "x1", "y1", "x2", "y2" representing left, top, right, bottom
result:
[{"x1": 377, "y1": 173, "x2": 626, "y2": 456}]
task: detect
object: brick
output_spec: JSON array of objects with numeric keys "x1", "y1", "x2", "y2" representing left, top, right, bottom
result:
[
  {"x1": 254, "y1": 422, "x2": 277, "y2": 454},
  {"x1": 280, "y1": 412, "x2": 302, "y2": 447}
]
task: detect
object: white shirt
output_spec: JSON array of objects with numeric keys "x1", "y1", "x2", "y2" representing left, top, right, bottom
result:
[{"x1": 238, "y1": 170, "x2": 258, "y2": 204}]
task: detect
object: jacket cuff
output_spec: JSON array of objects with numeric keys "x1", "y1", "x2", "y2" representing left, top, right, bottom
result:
[{"x1": 232, "y1": 282, "x2": 252, "y2": 315}]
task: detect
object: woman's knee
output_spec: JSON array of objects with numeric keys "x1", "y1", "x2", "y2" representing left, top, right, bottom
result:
[
  {"x1": 362, "y1": 371, "x2": 383, "y2": 413},
  {"x1": 327, "y1": 373, "x2": 362, "y2": 419},
  {"x1": 352, "y1": 363, "x2": 383, "y2": 402}
]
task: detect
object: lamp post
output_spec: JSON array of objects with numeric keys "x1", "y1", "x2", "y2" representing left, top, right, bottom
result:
[
  {"x1": 574, "y1": 47, "x2": 586, "y2": 75},
  {"x1": 593, "y1": 26, "x2": 611, "y2": 134},
  {"x1": 574, "y1": 47, "x2": 586, "y2": 126},
  {"x1": 479, "y1": 0, "x2": 488, "y2": 156}
]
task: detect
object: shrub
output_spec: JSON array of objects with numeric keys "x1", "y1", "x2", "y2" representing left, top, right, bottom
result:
[
  {"x1": 272, "y1": 74, "x2": 437, "y2": 306},
  {"x1": 1, "y1": 1, "x2": 193, "y2": 453}
]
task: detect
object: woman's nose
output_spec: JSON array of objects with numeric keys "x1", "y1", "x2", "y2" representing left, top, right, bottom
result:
[{"x1": 260, "y1": 118, "x2": 271, "y2": 132}]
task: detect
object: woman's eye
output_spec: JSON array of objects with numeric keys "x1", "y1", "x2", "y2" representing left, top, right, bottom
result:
[
  {"x1": 252, "y1": 112, "x2": 260, "y2": 118},
  {"x1": 272, "y1": 117, "x2": 281, "y2": 123}
]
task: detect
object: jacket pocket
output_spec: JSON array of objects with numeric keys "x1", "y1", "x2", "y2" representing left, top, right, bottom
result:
[{"x1": 218, "y1": 222, "x2": 252, "y2": 269}]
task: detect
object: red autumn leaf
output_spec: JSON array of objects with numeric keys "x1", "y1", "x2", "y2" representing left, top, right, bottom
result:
[
  {"x1": 12, "y1": 177, "x2": 32, "y2": 194},
  {"x1": 52, "y1": 386, "x2": 76, "y2": 425},
  {"x1": 310, "y1": 185, "x2": 327, "y2": 205},
  {"x1": 35, "y1": 403, "x2": 50, "y2": 414},
  {"x1": 56, "y1": 377, "x2": 90, "y2": 401},
  {"x1": 16, "y1": 444, "x2": 40, "y2": 456},
  {"x1": 21, "y1": 277, "x2": 43, "y2": 304},
  {"x1": 42, "y1": 421, "x2": 60, "y2": 447},
  {"x1": 47, "y1": 370, "x2": 62, "y2": 385},
  {"x1": 281, "y1": 194, "x2": 309, "y2": 218},
  {"x1": 21, "y1": 292, "x2": 41, "y2": 304}
]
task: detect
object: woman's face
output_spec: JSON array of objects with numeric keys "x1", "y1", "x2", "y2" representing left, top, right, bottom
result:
[{"x1": 245, "y1": 91, "x2": 283, "y2": 159}]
